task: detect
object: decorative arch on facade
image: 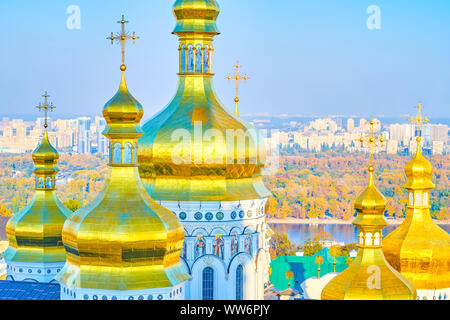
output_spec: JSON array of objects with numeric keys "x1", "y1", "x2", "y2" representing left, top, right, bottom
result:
[
  {"x1": 190, "y1": 254, "x2": 228, "y2": 300},
  {"x1": 229, "y1": 226, "x2": 244, "y2": 236},
  {"x1": 210, "y1": 227, "x2": 227, "y2": 237},
  {"x1": 227, "y1": 252, "x2": 257, "y2": 300}
]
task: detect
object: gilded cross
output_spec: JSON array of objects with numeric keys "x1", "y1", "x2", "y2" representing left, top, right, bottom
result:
[
  {"x1": 36, "y1": 91, "x2": 55, "y2": 129},
  {"x1": 107, "y1": 15, "x2": 139, "y2": 70},
  {"x1": 356, "y1": 117, "x2": 386, "y2": 167},
  {"x1": 410, "y1": 103, "x2": 429, "y2": 142},
  {"x1": 226, "y1": 61, "x2": 249, "y2": 116}
]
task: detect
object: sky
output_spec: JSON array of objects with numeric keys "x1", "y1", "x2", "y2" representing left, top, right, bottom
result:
[{"x1": 1, "y1": 0, "x2": 450, "y2": 121}]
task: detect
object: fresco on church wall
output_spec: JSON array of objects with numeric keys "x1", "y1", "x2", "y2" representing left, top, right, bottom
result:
[
  {"x1": 231, "y1": 234, "x2": 239, "y2": 256},
  {"x1": 244, "y1": 232, "x2": 252, "y2": 255},
  {"x1": 213, "y1": 234, "x2": 224, "y2": 259},
  {"x1": 194, "y1": 234, "x2": 206, "y2": 259}
]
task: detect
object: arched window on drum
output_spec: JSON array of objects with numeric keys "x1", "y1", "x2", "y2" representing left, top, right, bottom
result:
[
  {"x1": 45, "y1": 177, "x2": 52, "y2": 189},
  {"x1": 113, "y1": 142, "x2": 122, "y2": 164},
  {"x1": 109, "y1": 142, "x2": 113, "y2": 164},
  {"x1": 38, "y1": 177, "x2": 44, "y2": 189},
  {"x1": 195, "y1": 45, "x2": 203, "y2": 73},
  {"x1": 133, "y1": 142, "x2": 137, "y2": 163},
  {"x1": 123, "y1": 143, "x2": 132, "y2": 164},
  {"x1": 186, "y1": 45, "x2": 194, "y2": 72},
  {"x1": 203, "y1": 45, "x2": 210, "y2": 73},
  {"x1": 181, "y1": 44, "x2": 186, "y2": 72}
]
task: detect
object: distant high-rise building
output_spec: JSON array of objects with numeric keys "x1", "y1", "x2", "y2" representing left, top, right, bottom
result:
[
  {"x1": 76, "y1": 117, "x2": 91, "y2": 154},
  {"x1": 347, "y1": 118, "x2": 355, "y2": 132}
]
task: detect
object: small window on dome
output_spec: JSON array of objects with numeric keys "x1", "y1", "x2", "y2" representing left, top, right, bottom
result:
[
  {"x1": 415, "y1": 192, "x2": 422, "y2": 206},
  {"x1": 187, "y1": 46, "x2": 194, "y2": 72},
  {"x1": 124, "y1": 143, "x2": 132, "y2": 163},
  {"x1": 195, "y1": 45, "x2": 202, "y2": 73},
  {"x1": 409, "y1": 192, "x2": 414, "y2": 206},
  {"x1": 204, "y1": 45, "x2": 210, "y2": 73},
  {"x1": 423, "y1": 192, "x2": 429, "y2": 206},
  {"x1": 181, "y1": 45, "x2": 186, "y2": 72},
  {"x1": 114, "y1": 142, "x2": 122, "y2": 164}
]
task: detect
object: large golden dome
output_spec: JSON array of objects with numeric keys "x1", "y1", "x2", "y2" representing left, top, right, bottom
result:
[
  {"x1": 138, "y1": 0, "x2": 270, "y2": 201},
  {"x1": 383, "y1": 138, "x2": 450, "y2": 291},
  {"x1": 56, "y1": 68, "x2": 189, "y2": 291}
]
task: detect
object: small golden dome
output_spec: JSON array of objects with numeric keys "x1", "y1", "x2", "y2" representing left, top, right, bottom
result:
[
  {"x1": 32, "y1": 128, "x2": 59, "y2": 174},
  {"x1": 3, "y1": 127, "x2": 70, "y2": 265},
  {"x1": 173, "y1": 0, "x2": 220, "y2": 34},
  {"x1": 354, "y1": 167, "x2": 386, "y2": 216},
  {"x1": 404, "y1": 141, "x2": 435, "y2": 190},
  {"x1": 102, "y1": 71, "x2": 144, "y2": 139}
]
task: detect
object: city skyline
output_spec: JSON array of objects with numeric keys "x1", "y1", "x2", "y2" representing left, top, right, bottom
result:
[{"x1": 1, "y1": 0, "x2": 450, "y2": 119}]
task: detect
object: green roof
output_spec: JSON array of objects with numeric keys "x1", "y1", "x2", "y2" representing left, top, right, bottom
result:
[{"x1": 269, "y1": 248, "x2": 348, "y2": 292}]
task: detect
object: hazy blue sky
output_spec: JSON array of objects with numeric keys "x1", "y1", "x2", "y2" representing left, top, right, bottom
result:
[{"x1": 1, "y1": 0, "x2": 450, "y2": 120}]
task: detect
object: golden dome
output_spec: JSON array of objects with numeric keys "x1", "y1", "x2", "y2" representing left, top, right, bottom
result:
[
  {"x1": 3, "y1": 126, "x2": 70, "y2": 264},
  {"x1": 173, "y1": 0, "x2": 220, "y2": 35},
  {"x1": 32, "y1": 128, "x2": 59, "y2": 175},
  {"x1": 138, "y1": 0, "x2": 270, "y2": 201},
  {"x1": 102, "y1": 72, "x2": 144, "y2": 139},
  {"x1": 56, "y1": 69, "x2": 189, "y2": 291},
  {"x1": 354, "y1": 166, "x2": 387, "y2": 218},
  {"x1": 322, "y1": 167, "x2": 416, "y2": 300},
  {"x1": 403, "y1": 138, "x2": 435, "y2": 190},
  {"x1": 383, "y1": 138, "x2": 450, "y2": 291}
]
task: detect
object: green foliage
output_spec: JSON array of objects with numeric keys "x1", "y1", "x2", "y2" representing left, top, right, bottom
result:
[
  {"x1": 302, "y1": 237, "x2": 323, "y2": 256},
  {"x1": 64, "y1": 199, "x2": 82, "y2": 212},
  {"x1": 269, "y1": 232, "x2": 297, "y2": 258}
]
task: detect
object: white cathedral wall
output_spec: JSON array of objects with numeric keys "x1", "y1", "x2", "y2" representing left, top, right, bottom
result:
[{"x1": 158, "y1": 198, "x2": 271, "y2": 300}]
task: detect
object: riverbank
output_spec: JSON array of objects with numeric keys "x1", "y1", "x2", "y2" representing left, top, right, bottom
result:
[{"x1": 267, "y1": 217, "x2": 450, "y2": 225}]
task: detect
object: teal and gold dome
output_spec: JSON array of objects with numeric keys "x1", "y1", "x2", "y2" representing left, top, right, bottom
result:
[
  {"x1": 173, "y1": 0, "x2": 220, "y2": 35},
  {"x1": 138, "y1": 0, "x2": 271, "y2": 201},
  {"x1": 3, "y1": 124, "x2": 70, "y2": 265}
]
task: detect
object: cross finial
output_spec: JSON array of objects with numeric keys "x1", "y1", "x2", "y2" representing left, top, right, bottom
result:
[
  {"x1": 107, "y1": 15, "x2": 139, "y2": 71},
  {"x1": 36, "y1": 91, "x2": 55, "y2": 129},
  {"x1": 410, "y1": 103, "x2": 429, "y2": 143},
  {"x1": 355, "y1": 117, "x2": 386, "y2": 168},
  {"x1": 226, "y1": 61, "x2": 249, "y2": 116}
]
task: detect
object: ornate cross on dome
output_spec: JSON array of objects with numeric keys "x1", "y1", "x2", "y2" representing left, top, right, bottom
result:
[
  {"x1": 226, "y1": 61, "x2": 249, "y2": 116},
  {"x1": 36, "y1": 91, "x2": 55, "y2": 129},
  {"x1": 356, "y1": 117, "x2": 386, "y2": 167},
  {"x1": 107, "y1": 15, "x2": 139, "y2": 71},
  {"x1": 410, "y1": 103, "x2": 429, "y2": 142}
]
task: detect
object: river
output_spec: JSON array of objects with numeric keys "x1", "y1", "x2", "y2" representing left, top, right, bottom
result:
[{"x1": 269, "y1": 223, "x2": 450, "y2": 246}]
